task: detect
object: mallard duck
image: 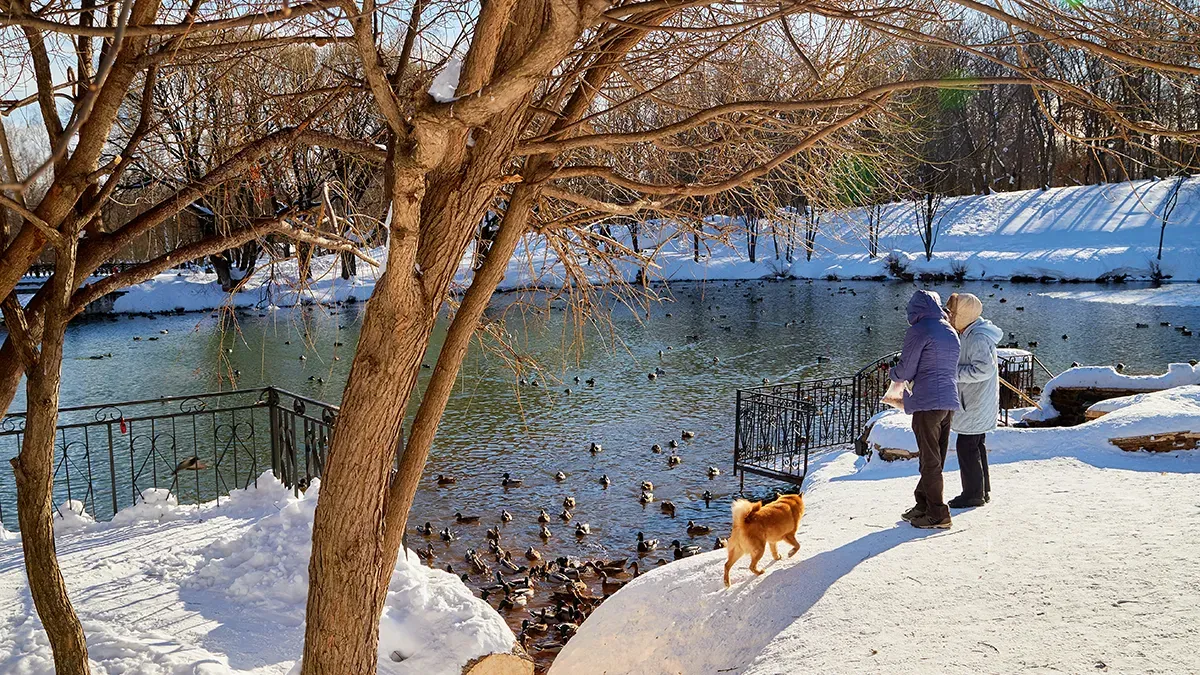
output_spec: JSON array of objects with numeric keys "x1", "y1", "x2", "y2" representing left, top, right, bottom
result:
[
  {"x1": 641, "y1": 480, "x2": 654, "y2": 492},
  {"x1": 707, "y1": 466, "x2": 721, "y2": 477},
  {"x1": 562, "y1": 496, "x2": 576, "y2": 509},
  {"x1": 713, "y1": 537, "x2": 728, "y2": 550},
  {"x1": 501, "y1": 510, "x2": 513, "y2": 523},
  {"x1": 671, "y1": 540, "x2": 701, "y2": 559},
  {"x1": 502, "y1": 472, "x2": 523, "y2": 487},
  {"x1": 629, "y1": 560, "x2": 641, "y2": 577},
  {"x1": 636, "y1": 532, "x2": 658, "y2": 553},
  {"x1": 486, "y1": 525, "x2": 501, "y2": 541},
  {"x1": 660, "y1": 500, "x2": 676, "y2": 516},
  {"x1": 589, "y1": 442, "x2": 602, "y2": 454},
  {"x1": 522, "y1": 618, "x2": 549, "y2": 636},
  {"x1": 559, "y1": 509, "x2": 573, "y2": 522},
  {"x1": 416, "y1": 522, "x2": 434, "y2": 536},
  {"x1": 525, "y1": 546, "x2": 542, "y2": 561},
  {"x1": 686, "y1": 520, "x2": 711, "y2": 536},
  {"x1": 655, "y1": 367, "x2": 666, "y2": 376},
  {"x1": 585, "y1": 377, "x2": 595, "y2": 386},
  {"x1": 173, "y1": 456, "x2": 207, "y2": 473},
  {"x1": 599, "y1": 571, "x2": 625, "y2": 594},
  {"x1": 555, "y1": 471, "x2": 567, "y2": 481},
  {"x1": 599, "y1": 474, "x2": 611, "y2": 488},
  {"x1": 440, "y1": 528, "x2": 455, "y2": 542},
  {"x1": 639, "y1": 491, "x2": 654, "y2": 504},
  {"x1": 437, "y1": 474, "x2": 457, "y2": 485},
  {"x1": 668, "y1": 439, "x2": 679, "y2": 449},
  {"x1": 574, "y1": 523, "x2": 590, "y2": 536},
  {"x1": 681, "y1": 430, "x2": 695, "y2": 440},
  {"x1": 540, "y1": 524, "x2": 552, "y2": 539},
  {"x1": 668, "y1": 455, "x2": 682, "y2": 467},
  {"x1": 651, "y1": 443, "x2": 662, "y2": 453},
  {"x1": 537, "y1": 509, "x2": 551, "y2": 524},
  {"x1": 455, "y1": 512, "x2": 480, "y2": 524},
  {"x1": 703, "y1": 490, "x2": 713, "y2": 507}
]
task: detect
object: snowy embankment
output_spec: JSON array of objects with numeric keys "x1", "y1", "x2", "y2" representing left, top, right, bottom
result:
[
  {"x1": 30, "y1": 177, "x2": 1200, "y2": 316},
  {"x1": 0, "y1": 474, "x2": 517, "y2": 674},
  {"x1": 1019, "y1": 362, "x2": 1200, "y2": 423},
  {"x1": 552, "y1": 386, "x2": 1200, "y2": 675}
]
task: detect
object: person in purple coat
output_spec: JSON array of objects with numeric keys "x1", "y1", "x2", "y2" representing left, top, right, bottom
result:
[{"x1": 889, "y1": 290, "x2": 961, "y2": 529}]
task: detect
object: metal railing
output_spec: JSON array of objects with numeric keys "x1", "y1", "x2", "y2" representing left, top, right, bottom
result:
[
  {"x1": 0, "y1": 387, "x2": 337, "y2": 530},
  {"x1": 734, "y1": 350, "x2": 1037, "y2": 487}
]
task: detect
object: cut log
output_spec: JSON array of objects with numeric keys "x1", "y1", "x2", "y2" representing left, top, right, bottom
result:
[
  {"x1": 462, "y1": 650, "x2": 535, "y2": 675},
  {"x1": 1110, "y1": 431, "x2": 1200, "y2": 453},
  {"x1": 876, "y1": 446, "x2": 918, "y2": 462}
]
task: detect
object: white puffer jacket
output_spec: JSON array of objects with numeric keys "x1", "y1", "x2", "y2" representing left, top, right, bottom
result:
[{"x1": 952, "y1": 318, "x2": 1004, "y2": 434}]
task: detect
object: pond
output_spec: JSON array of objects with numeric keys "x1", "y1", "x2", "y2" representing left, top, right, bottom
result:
[{"x1": 3, "y1": 279, "x2": 1198, "y2": 591}]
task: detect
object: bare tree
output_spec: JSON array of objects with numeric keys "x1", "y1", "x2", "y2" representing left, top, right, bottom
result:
[
  {"x1": 914, "y1": 191, "x2": 947, "y2": 261},
  {"x1": 1158, "y1": 174, "x2": 1187, "y2": 261}
]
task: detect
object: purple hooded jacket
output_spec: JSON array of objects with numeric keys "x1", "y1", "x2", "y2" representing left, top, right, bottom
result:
[{"x1": 889, "y1": 290, "x2": 961, "y2": 414}]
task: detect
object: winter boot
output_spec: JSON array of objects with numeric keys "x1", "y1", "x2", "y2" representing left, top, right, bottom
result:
[
  {"x1": 901, "y1": 505, "x2": 926, "y2": 522},
  {"x1": 948, "y1": 495, "x2": 986, "y2": 509},
  {"x1": 909, "y1": 513, "x2": 952, "y2": 529}
]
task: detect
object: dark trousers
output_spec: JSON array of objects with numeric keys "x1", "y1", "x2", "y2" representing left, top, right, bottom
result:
[
  {"x1": 912, "y1": 410, "x2": 954, "y2": 521},
  {"x1": 955, "y1": 433, "x2": 991, "y2": 501}
]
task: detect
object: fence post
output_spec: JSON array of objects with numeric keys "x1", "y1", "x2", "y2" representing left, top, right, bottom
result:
[
  {"x1": 267, "y1": 388, "x2": 281, "y2": 481},
  {"x1": 733, "y1": 390, "x2": 741, "y2": 478},
  {"x1": 107, "y1": 423, "x2": 118, "y2": 516}
]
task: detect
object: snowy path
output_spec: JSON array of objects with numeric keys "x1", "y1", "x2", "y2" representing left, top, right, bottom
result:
[{"x1": 552, "y1": 452, "x2": 1200, "y2": 674}]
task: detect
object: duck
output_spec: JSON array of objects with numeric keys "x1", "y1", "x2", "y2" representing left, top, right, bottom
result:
[
  {"x1": 540, "y1": 525, "x2": 553, "y2": 539},
  {"x1": 525, "y1": 546, "x2": 543, "y2": 561},
  {"x1": 537, "y1": 509, "x2": 551, "y2": 524},
  {"x1": 599, "y1": 571, "x2": 625, "y2": 595},
  {"x1": 647, "y1": 372, "x2": 657, "y2": 381},
  {"x1": 417, "y1": 543, "x2": 436, "y2": 562},
  {"x1": 440, "y1": 528, "x2": 456, "y2": 542},
  {"x1": 660, "y1": 500, "x2": 676, "y2": 516},
  {"x1": 651, "y1": 443, "x2": 662, "y2": 453},
  {"x1": 455, "y1": 512, "x2": 481, "y2": 524},
  {"x1": 639, "y1": 491, "x2": 654, "y2": 504},
  {"x1": 486, "y1": 525, "x2": 501, "y2": 541},
  {"x1": 1136, "y1": 322, "x2": 1149, "y2": 328},
  {"x1": 687, "y1": 521, "x2": 711, "y2": 536},
  {"x1": 559, "y1": 509, "x2": 573, "y2": 522},
  {"x1": 585, "y1": 377, "x2": 596, "y2": 386},
  {"x1": 574, "y1": 523, "x2": 590, "y2": 536},
  {"x1": 437, "y1": 474, "x2": 457, "y2": 485},
  {"x1": 671, "y1": 540, "x2": 701, "y2": 559},
  {"x1": 599, "y1": 474, "x2": 611, "y2": 488},
  {"x1": 668, "y1": 439, "x2": 679, "y2": 449},
  {"x1": 573, "y1": 376, "x2": 580, "y2": 384},
  {"x1": 416, "y1": 522, "x2": 434, "y2": 536},
  {"x1": 655, "y1": 367, "x2": 666, "y2": 375},
  {"x1": 522, "y1": 618, "x2": 549, "y2": 636},
  {"x1": 703, "y1": 490, "x2": 713, "y2": 507},
  {"x1": 636, "y1": 532, "x2": 658, "y2": 553},
  {"x1": 641, "y1": 480, "x2": 655, "y2": 491},
  {"x1": 501, "y1": 472, "x2": 523, "y2": 487},
  {"x1": 555, "y1": 471, "x2": 567, "y2": 481},
  {"x1": 501, "y1": 510, "x2": 513, "y2": 523},
  {"x1": 707, "y1": 466, "x2": 721, "y2": 477},
  {"x1": 589, "y1": 442, "x2": 602, "y2": 454},
  {"x1": 681, "y1": 430, "x2": 695, "y2": 440},
  {"x1": 714, "y1": 537, "x2": 728, "y2": 550},
  {"x1": 173, "y1": 456, "x2": 207, "y2": 473},
  {"x1": 668, "y1": 455, "x2": 682, "y2": 467},
  {"x1": 563, "y1": 496, "x2": 576, "y2": 509}
]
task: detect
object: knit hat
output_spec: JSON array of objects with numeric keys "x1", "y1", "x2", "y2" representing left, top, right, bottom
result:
[{"x1": 946, "y1": 293, "x2": 983, "y2": 333}]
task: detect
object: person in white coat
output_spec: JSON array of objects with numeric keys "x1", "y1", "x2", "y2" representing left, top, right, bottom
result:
[{"x1": 945, "y1": 293, "x2": 1003, "y2": 508}]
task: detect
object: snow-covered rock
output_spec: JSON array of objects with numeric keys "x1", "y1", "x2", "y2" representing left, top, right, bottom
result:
[{"x1": 1023, "y1": 362, "x2": 1200, "y2": 422}]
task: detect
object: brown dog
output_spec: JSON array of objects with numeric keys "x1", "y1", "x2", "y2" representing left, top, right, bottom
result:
[{"x1": 723, "y1": 493, "x2": 805, "y2": 587}]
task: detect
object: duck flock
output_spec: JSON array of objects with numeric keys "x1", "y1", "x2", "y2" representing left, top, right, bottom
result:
[{"x1": 410, "y1": 426, "x2": 729, "y2": 666}]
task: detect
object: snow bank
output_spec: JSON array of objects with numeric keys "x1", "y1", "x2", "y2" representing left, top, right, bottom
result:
[
  {"x1": 53, "y1": 500, "x2": 94, "y2": 531},
  {"x1": 555, "y1": 405, "x2": 1200, "y2": 675},
  {"x1": 0, "y1": 471, "x2": 515, "y2": 675},
  {"x1": 27, "y1": 177, "x2": 1200, "y2": 316},
  {"x1": 1023, "y1": 362, "x2": 1200, "y2": 422},
  {"x1": 867, "y1": 384, "x2": 1200, "y2": 462},
  {"x1": 189, "y1": 478, "x2": 515, "y2": 673}
]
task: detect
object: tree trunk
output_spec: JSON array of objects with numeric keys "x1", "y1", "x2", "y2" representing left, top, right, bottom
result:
[
  {"x1": 12, "y1": 262, "x2": 91, "y2": 674},
  {"x1": 301, "y1": 173, "x2": 435, "y2": 675}
]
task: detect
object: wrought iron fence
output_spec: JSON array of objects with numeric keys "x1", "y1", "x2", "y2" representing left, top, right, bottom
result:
[
  {"x1": 0, "y1": 387, "x2": 337, "y2": 530},
  {"x1": 734, "y1": 349, "x2": 1038, "y2": 487}
]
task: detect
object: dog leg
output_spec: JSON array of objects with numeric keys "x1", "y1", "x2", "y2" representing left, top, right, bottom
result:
[
  {"x1": 769, "y1": 541, "x2": 781, "y2": 560},
  {"x1": 723, "y1": 546, "x2": 740, "y2": 587},
  {"x1": 748, "y1": 544, "x2": 765, "y2": 575},
  {"x1": 784, "y1": 532, "x2": 800, "y2": 557}
]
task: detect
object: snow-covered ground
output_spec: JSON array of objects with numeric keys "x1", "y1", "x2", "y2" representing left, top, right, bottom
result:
[
  {"x1": 0, "y1": 474, "x2": 516, "y2": 674},
  {"x1": 552, "y1": 386, "x2": 1200, "y2": 675},
  {"x1": 24, "y1": 177, "x2": 1200, "y2": 316}
]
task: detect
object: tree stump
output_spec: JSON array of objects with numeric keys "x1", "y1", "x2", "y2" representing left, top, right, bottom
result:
[{"x1": 462, "y1": 650, "x2": 535, "y2": 675}]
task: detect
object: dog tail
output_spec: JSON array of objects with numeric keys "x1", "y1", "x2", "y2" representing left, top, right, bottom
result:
[{"x1": 731, "y1": 499, "x2": 760, "y2": 528}]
